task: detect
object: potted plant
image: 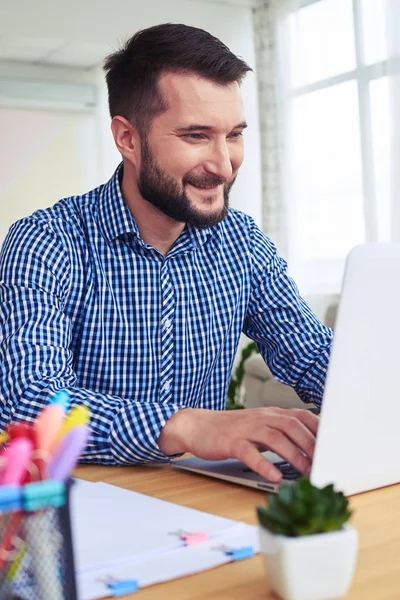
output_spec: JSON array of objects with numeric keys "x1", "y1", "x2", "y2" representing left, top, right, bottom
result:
[
  {"x1": 256, "y1": 478, "x2": 358, "y2": 600},
  {"x1": 227, "y1": 341, "x2": 259, "y2": 410}
]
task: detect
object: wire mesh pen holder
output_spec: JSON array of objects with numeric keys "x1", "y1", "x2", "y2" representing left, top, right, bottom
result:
[{"x1": 0, "y1": 479, "x2": 77, "y2": 600}]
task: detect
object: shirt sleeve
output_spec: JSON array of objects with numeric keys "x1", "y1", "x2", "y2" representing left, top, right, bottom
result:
[
  {"x1": 243, "y1": 221, "x2": 333, "y2": 407},
  {"x1": 0, "y1": 219, "x2": 182, "y2": 465}
]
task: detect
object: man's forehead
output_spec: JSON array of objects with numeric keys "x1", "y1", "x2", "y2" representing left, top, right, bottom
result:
[{"x1": 157, "y1": 72, "x2": 245, "y2": 128}]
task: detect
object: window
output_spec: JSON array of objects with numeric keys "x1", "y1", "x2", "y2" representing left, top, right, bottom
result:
[{"x1": 278, "y1": 0, "x2": 399, "y2": 293}]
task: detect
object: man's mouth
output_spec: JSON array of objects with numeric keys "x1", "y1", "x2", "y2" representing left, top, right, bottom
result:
[{"x1": 188, "y1": 183, "x2": 220, "y2": 193}]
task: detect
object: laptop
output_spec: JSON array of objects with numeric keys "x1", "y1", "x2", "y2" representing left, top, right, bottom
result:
[{"x1": 173, "y1": 243, "x2": 400, "y2": 496}]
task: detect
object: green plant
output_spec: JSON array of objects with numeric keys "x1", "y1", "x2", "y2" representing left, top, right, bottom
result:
[
  {"x1": 257, "y1": 478, "x2": 352, "y2": 537},
  {"x1": 226, "y1": 341, "x2": 259, "y2": 410}
]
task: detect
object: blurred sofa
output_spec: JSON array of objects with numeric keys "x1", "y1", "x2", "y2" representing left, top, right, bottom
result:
[{"x1": 243, "y1": 300, "x2": 338, "y2": 410}]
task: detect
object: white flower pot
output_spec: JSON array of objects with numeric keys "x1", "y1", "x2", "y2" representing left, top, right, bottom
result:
[{"x1": 258, "y1": 524, "x2": 358, "y2": 600}]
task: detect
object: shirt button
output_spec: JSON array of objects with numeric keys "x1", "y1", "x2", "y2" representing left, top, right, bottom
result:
[
  {"x1": 164, "y1": 318, "x2": 171, "y2": 329},
  {"x1": 162, "y1": 380, "x2": 172, "y2": 392}
]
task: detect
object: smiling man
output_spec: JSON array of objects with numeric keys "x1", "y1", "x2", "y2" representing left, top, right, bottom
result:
[
  {"x1": 0, "y1": 24, "x2": 333, "y2": 483},
  {"x1": 114, "y1": 71, "x2": 245, "y2": 254}
]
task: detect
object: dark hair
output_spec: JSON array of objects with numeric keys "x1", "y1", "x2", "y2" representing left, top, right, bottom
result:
[{"x1": 103, "y1": 23, "x2": 252, "y2": 134}]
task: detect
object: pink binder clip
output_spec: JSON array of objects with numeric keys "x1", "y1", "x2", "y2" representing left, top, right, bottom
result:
[{"x1": 180, "y1": 531, "x2": 208, "y2": 546}]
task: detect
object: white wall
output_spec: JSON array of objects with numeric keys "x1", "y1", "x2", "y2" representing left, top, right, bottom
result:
[{"x1": 0, "y1": 0, "x2": 262, "y2": 228}]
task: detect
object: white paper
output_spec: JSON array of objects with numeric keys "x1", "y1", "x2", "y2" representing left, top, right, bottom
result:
[{"x1": 70, "y1": 479, "x2": 259, "y2": 600}]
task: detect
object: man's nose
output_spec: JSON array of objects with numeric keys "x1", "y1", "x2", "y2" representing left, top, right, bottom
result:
[{"x1": 203, "y1": 142, "x2": 233, "y2": 181}]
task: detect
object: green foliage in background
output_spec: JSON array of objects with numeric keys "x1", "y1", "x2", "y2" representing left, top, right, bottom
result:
[
  {"x1": 257, "y1": 478, "x2": 352, "y2": 537},
  {"x1": 226, "y1": 341, "x2": 259, "y2": 410}
]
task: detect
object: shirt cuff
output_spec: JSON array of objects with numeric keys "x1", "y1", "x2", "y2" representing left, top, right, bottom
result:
[
  {"x1": 108, "y1": 401, "x2": 185, "y2": 464},
  {"x1": 295, "y1": 348, "x2": 331, "y2": 407}
]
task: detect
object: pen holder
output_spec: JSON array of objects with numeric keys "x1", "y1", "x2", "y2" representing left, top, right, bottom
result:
[{"x1": 0, "y1": 479, "x2": 77, "y2": 600}]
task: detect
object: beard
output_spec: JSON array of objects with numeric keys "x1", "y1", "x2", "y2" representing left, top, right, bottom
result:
[{"x1": 137, "y1": 138, "x2": 235, "y2": 229}]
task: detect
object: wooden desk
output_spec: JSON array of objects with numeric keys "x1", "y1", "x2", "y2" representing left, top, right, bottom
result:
[{"x1": 75, "y1": 463, "x2": 400, "y2": 600}]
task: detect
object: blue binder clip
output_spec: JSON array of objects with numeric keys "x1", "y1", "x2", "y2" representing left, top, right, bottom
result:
[
  {"x1": 224, "y1": 545, "x2": 255, "y2": 562},
  {"x1": 106, "y1": 578, "x2": 139, "y2": 597}
]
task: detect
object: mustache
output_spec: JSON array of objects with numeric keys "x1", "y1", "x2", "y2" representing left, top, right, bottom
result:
[{"x1": 183, "y1": 174, "x2": 226, "y2": 188}]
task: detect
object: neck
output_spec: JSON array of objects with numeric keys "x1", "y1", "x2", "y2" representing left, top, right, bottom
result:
[{"x1": 121, "y1": 164, "x2": 185, "y2": 257}]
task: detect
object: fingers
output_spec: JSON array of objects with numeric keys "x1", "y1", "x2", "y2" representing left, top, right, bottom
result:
[
  {"x1": 234, "y1": 441, "x2": 283, "y2": 482},
  {"x1": 294, "y1": 408, "x2": 320, "y2": 436},
  {"x1": 267, "y1": 407, "x2": 319, "y2": 436},
  {"x1": 262, "y1": 427, "x2": 311, "y2": 476},
  {"x1": 247, "y1": 408, "x2": 318, "y2": 476},
  {"x1": 264, "y1": 413, "x2": 316, "y2": 461}
]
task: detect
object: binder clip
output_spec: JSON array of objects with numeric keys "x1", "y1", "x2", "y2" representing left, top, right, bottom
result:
[
  {"x1": 100, "y1": 576, "x2": 139, "y2": 597},
  {"x1": 216, "y1": 544, "x2": 255, "y2": 562},
  {"x1": 171, "y1": 528, "x2": 209, "y2": 546}
]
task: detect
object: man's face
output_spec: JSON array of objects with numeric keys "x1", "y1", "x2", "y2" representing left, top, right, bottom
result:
[{"x1": 137, "y1": 72, "x2": 246, "y2": 228}]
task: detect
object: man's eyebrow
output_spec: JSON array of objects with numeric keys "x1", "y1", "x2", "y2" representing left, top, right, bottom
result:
[{"x1": 176, "y1": 121, "x2": 248, "y2": 133}]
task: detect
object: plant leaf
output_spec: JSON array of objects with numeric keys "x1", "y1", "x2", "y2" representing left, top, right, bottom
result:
[{"x1": 256, "y1": 478, "x2": 353, "y2": 537}]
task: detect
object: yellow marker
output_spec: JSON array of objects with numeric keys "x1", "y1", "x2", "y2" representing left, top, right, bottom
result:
[
  {"x1": 50, "y1": 405, "x2": 90, "y2": 450},
  {"x1": 6, "y1": 545, "x2": 26, "y2": 582},
  {"x1": 0, "y1": 433, "x2": 9, "y2": 446}
]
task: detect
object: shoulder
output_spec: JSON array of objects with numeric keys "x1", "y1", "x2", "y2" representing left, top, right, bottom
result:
[
  {"x1": 3, "y1": 184, "x2": 102, "y2": 250},
  {"x1": 217, "y1": 209, "x2": 277, "y2": 260},
  {"x1": 27, "y1": 184, "x2": 101, "y2": 236},
  {"x1": 0, "y1": 185, "x2": 103, "y2": 282}
]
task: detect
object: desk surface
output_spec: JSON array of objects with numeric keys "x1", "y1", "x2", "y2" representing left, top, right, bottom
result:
[{"x1": 75, "y1": 462, "x2": 400, "y2": 600}]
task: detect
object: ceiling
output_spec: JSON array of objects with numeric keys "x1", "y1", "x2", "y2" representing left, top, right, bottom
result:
[
  {"x1": 0, "y1": 0, "x2": 257, "y2": 69},
  {"x1": 0, "y1": 38, "x2": 111, "y2": 69}
]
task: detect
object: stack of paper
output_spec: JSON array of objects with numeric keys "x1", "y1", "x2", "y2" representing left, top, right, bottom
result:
[{"x1": 70, "y1": 479, "x2": 259, "y2": 600}]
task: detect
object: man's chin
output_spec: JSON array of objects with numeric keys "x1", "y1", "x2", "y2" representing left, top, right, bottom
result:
[
  {"x1": 187, "y1": 187, "x2": 225, "y2": 208},
  {"x1": 186, "y1": 205, "x2": 228, "y2": 229}
]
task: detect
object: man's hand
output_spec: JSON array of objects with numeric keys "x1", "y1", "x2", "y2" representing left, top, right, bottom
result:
[{"x1": 158, "y1": 407, "x2": 319, "y2": 482}]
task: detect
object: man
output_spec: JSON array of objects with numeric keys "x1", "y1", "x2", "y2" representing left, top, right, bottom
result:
[{"x1": 0, "y1": 24, "x2": 333, "y2": 483}]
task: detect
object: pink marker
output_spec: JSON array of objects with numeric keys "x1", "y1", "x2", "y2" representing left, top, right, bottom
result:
[{"x1": 2, "y1": 438, "x2": 34, "y2": 485}]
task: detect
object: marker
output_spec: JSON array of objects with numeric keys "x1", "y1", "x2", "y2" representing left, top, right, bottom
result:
[
  {"x1": 49, "y1": 426, "x2": 90, "y2": 481},
  {"x1": 2, "y1": 438, "x2": 33, "y2": 486},
  {"x1": 0, "y1": 439, "x2": 33, "y2": 572},
  {"x1": 0, "y1": 487, "x2": 23, "y2": 572},
  {"x1": 0, "y1": 455, "x2": 6, "y2": 485},
  {"x1": 51, "y1": 405, "x2": 89, "y2": 450},
  {"x1": 7, "y1": 422, "x2": 35, "y2": 442},
  {"x1": 0, "y1": 432, "x2": 9, "y2": 445},
  {"x1": 48, "y1": 390, "x2": 70, "y2": 412},
  {"x1": 33, "y1": 403, "x2": 68, "y2": 480},
  {"x1": 6, "y1": 422, "x2": 37, "y2": 484},
  {"x1": 34, "y1": 404, "x2": 67, "y2": 453}
]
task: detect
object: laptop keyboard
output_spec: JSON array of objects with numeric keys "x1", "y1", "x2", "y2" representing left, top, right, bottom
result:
[
  {"x1": 274, "y1": 460, "x2": 302, "y2": 480},
  {"x1": 242, "y1": 460, "x2": 301, "y2": 481}
]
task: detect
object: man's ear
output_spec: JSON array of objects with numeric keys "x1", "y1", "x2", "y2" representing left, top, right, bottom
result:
[{"x1": 111, "y1": 116, "x2": 141, "y2": 168}]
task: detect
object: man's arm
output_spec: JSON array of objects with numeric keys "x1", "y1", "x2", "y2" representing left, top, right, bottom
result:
[
  {"x1": 161, "y1": 218, "x2": 331, "y2": 482},
  {"x1": 0, "y1": 217, "x2": 323, "y2": 478},
  {"x1": 0, "y1": 219, "x2": 183, "y2": 465},
  {"x1": 159, "y1": 406, "x2": 318, "y2": 482},
  {"x1": 244, "y1": 222, "x2": 333, "y2": 407}
]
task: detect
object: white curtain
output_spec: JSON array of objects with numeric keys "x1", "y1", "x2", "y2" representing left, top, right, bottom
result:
[
  {"x1": 253, "y1": 0, "x2": 400, "y2": 305},
  {"x1": 252, "y1": 1, "x2": 288, "y2": 260},
  {"x1": 386, "y1": 0, "x2": 400, "y2": 242}
]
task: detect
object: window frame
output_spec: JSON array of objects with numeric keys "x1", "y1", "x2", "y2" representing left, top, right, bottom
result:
[{"x1": 279, "y1": 0, "x2": 399, "y2": 293}]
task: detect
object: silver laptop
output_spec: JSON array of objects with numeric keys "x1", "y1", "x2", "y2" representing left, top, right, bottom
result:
[{"x1": 173, "y1": 243, "x2": 400, "y2": 496}]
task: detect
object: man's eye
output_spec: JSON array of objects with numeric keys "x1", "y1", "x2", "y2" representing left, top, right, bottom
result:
[
  {"x1": 184, "y1": 133, "x2": 204, "y2": 140},
  {"x1": 229, "y1": 132, "x2": 243, "y2": 139}
]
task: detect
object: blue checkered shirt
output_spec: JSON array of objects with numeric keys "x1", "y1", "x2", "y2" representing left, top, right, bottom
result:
[{"x1": 0, "y1": 164, "x2": 333, "y2": 465}]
